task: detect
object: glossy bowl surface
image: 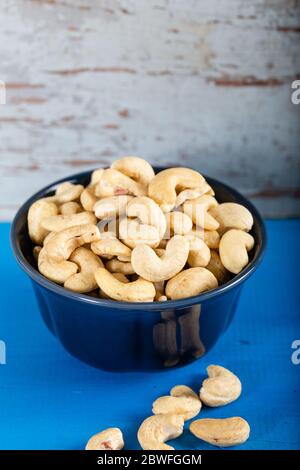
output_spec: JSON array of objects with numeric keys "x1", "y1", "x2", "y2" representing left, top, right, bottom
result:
[{"x1": 11, "y1": 168, "x2": 266, "y2": 371}]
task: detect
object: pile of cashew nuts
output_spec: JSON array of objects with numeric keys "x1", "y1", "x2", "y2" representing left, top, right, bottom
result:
[
  {"x1": 85, "y1": 365, "x2": 250, "y2": 450},
  {"x1": 27, "y1": 157, "x2": 255, "y2": 302}
]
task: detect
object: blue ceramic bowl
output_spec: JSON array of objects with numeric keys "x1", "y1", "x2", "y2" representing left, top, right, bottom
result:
[{"x1": 11, "y1": 168, "x2": 266, "y2": 371}]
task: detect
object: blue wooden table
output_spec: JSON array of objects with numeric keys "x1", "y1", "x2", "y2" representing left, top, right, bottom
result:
[{"x1": 0, "y1": 221, "x2": 299, "y2": 450}]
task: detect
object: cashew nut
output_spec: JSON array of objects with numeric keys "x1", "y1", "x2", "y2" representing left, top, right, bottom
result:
[
  {"x1": 209, "y1": 202, "x2": 253, "y2": 235},
  {"x1": 119, "y1": 218, "x2": 161, "y2": 249},
  {"x1": 99, "y1": 272, "x2": 129, "y2": 299},
  {"x1": 38, "y1": 247, "x2": 78, "y2": 284},
  {"x1": 170, "y1": 385, "x2": 199, "y2": 401},
  {"x1": 165, "y1": 211, "x2": 193, "y2": 236},
  {"x1": 94, "y1": 267, "x2": 155, "y2": 302},
  {"x1": 187, "y1": 236, "x2": 211, "y2": 268},
  {"x1": 219, "y1": 229, "x2": 254, "y2": 274},
  {"x1": 206, "y1": 251, "x2": 230, "y2": 284},
  {"x1": 91, "y1": 233, "x2": 131, "y2": 259},
  {"x1": 60, "y1": 201, "x2": 82, "y2": 215},
  {"x1": 90, "y1": 168, "x2": 105, "y2": 185},
  {"x1": 204, "y1": 230, "x2": 220, "y2": 249},
  {"x1": 128, "y1": 197, "x2": 166, "y2": 238},
  {"x1": 95, "y1": 169, "x2": 146, "y2": 197},
  {"x1": 137, "y1": 414, "x2": 184, "y2": 450},
  {"x1": 44, "y1": 224, "x2": 100, "y2": 262},
  {"x1": 55, "y1": 182, "x2": 84, "y2": 203},
  {"x1": 175, "y1": 183, "x2": 214, "y2": 207},
  {"x1": 41, "y1": 211, "x2": 97, "y2": 232},
  {"x1": 85, "y1": 428, "x2": 124, "y2": 450},
  {"x1": 80, "y1": 186, "x2": 98, "y2": 212},
  {"x1": 152, "y1": 388, "x2": 201, "y2": 420},
  {"x1": 199, "y1": 365, "x2": 242, "y2": 407},
  {"x1": 42, "y1": 231, "x2": 57, "y2": 246},
  {"x1": 189, "y1": 417, "x2": 250, "y2": 447},
  {"x1": 148, "y1": 167, "x2": 207, "y2": 212},
  {"x1": 105, "y1": 258, "x2": 135, "y2": 275},
  {"x1": 94, "y1": 195, "x2": 133, "y2": 220},
  {"x1": 111, "y1": 156, "x2": 155, "y2": 186},
  {"x1": 28, "y1": 199, "x2": 58, "y2": 244},
  {"x1": 203, "y1": 213, "x2": 220, "y2": 231},
  {"x1": 183, "y1": 195, "x2": 219, "y2": 230},
  {"x1": 188, "y1": 227, "x2": 220, "y2": 249},
  {"x1": 112, "y1": 272, "x2": 129, "y2": 282},
  {"x1": 166, "y1": 267, "x2": 218, "y2": 300},
  {"x1": 131, "y1": 236, "x2": 190, "y2": 282},
  {"x1": 29, "y1": 160, "x2": 256, "y2": 303},
  {"x1": 64, "y1": 247, "x2": 103, "y2": 293},
  {"x1": 117, "y1": 254, "x2": 131, "y2": 262},
  {"x1": 119, "y1": 197, "x2": 166, "y2": 249}
]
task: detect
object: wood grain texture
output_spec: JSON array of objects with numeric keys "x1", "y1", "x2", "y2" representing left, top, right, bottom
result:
[{"x1": 0, "y1": 0, "x2": 299, "y2": 220}]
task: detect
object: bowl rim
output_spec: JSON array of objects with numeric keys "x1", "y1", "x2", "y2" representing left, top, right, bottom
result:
[{"x1": 10, "y1": 167, "x2": 267, "y2": 311}]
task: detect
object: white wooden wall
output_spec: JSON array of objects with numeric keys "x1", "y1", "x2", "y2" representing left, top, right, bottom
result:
[{"x1": 0, "y1": 0, "x2": 299, "y2": 220}]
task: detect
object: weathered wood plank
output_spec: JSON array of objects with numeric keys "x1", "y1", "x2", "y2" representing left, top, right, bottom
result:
[{"x1": 0, "y1": 0, "x2": 299, "y2": 219}]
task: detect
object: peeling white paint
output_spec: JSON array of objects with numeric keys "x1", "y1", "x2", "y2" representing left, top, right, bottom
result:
[{"x1": 0, "y1": 0, "x2": 299, "y2": 219}]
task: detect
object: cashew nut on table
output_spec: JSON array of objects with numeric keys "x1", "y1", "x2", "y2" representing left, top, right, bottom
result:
[
  {"x1": 85, "y1": 427, "x2": 124, "y2": 450},
  {"x1": 27, "y1": 157, "x2": 255, "y2": 302},
  {"x1": 83, "y1": 364, "x2": 249, "y2": 450},
  {"x1": 134, "y1": 365, "x2": 249, "y2": 450}
]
